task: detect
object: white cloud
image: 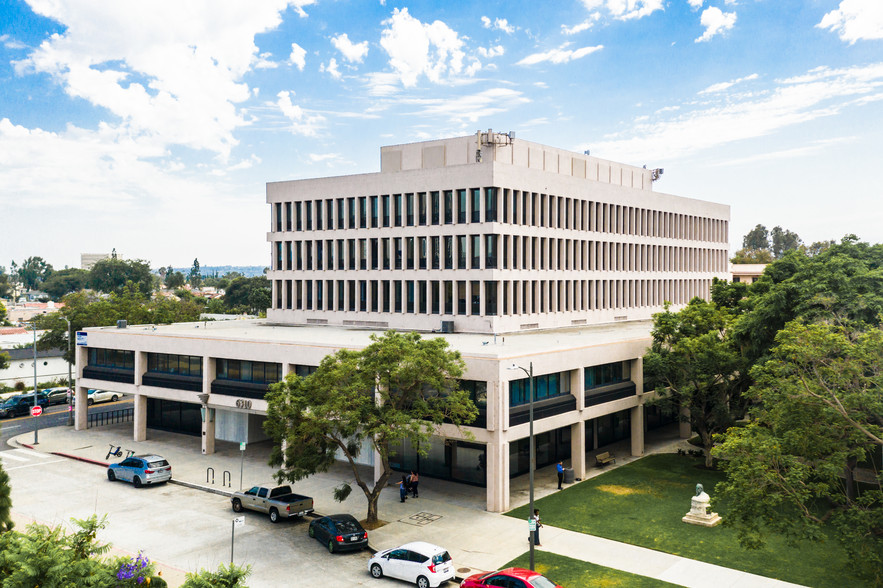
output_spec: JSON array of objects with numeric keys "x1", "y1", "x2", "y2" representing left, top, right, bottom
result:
[
  {"x1": 406, "y1": 87, "x2": 530, "y2": 123},
  {"x1": 478, "y1": 45, "x2": 505, "y2": 58},
  {"x1": 695, "y1": 7, "x2": 737, "y2": 42},
  {"x1": 562, "y1": 15, "x2": 601, "y2": 35},
  {"x1": 481, "y1": 16, "x2": 515, "y2": 33},
  {"x1": 699, "y1": 73, "x2": 758, "y2": 94},
  {"x1": 585, "y1": 62, "x2": 883, "y2": 163},
  {"x1": 254, "y1": 52, "x2": 278, "y2": 69},
  {"x1": 364, "y1": 72, "x2": 402, "y2": 97},
  {"x1": 465, "y1": 59, "x2": 483, "y2": 76},
  {"x1": 517, "y1": 43, "x2": 604, "y2": 66},
  {"x1": 687, "y1": 0, "x2": 703, "y2": 9},
  {"x1": 817, "y1": 0, "x2": 883, "y2": 44},
  {"x1": 275, "y1": 90, "x2": 326, "y2": 136},
  {"x1": 1, "y1": 34, "x2": 27, "y2": 50},
  {"x1": 331, "y1": 33, "x2": 369, "y2": 63},
  {"x1": 289, "y1": 42, "x2": 307, "y2": 70},
  {"x1": 581, "y1": 0, "x2": 664, "y2": 21},
  {"x1": 309, "y1": 152, "x2": 342, "y2": 163},
  {"x1": 380, "y1": 8, "x2": 466, "y2": 87},
  {"x1": 321, "y1": 58, "x2": 342, "y2": 79},
  {"x1": 11, "y1": 0, "x2": 309, "y2": 158}
]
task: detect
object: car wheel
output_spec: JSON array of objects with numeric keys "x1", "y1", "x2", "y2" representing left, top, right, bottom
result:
[
  {"x1": 416, "y1": 576, "x2": 429, "y2": 588},
  {"x1": 107, "y1": 470, "x2": 116, "y2": 481},
  {"x1": 308, "y1": 525, "x2": 315, "y2": 538},
  {"x1": 232, "y1": 499, "x2": 243, "y2": 513},
  {"x1": 269, "y1": 508, "x2": 279, "y2": 523},
  {"x1": 87, "y1": 398, "x2": 94, "y2": 406},
  {"x1": 133, "y1": 476, "x2": 142, "y2": 488},
  {"x1": 370, "y1": 564, "x2": 383, "y2": 579},
  {"x1": 111, "y1": 395, "x2": 119, "y2": 402},
  {"x1": 327, "y1": 540, "x2": 335, "y2": 554}
]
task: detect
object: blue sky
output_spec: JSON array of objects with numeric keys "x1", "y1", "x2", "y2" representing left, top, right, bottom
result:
[{"x1": 1, "y1": 0, "x2": 881, "y2": 270}]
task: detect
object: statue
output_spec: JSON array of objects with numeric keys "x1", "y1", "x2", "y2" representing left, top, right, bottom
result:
[
  {"x1": 683, "y1": 482, "x2": 721, "y2": 527},
  {"x1": 695, "y1": 483, "x2": 704, "y2": 496}
]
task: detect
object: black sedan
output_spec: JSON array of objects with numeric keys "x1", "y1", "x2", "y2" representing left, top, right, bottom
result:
[
  {"x1": 0, "y1": 393, "x2": 49, "y2": 418},
  {"x1": 308, "y1": 514, "x2": 368, "y2": 553}
]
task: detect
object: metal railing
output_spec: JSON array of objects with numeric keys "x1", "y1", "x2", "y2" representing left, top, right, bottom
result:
[{"x1": 88, "y1": 407, "x2": 134, "y2": 428}]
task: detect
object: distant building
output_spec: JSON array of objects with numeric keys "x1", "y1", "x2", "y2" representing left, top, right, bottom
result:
[
  {"x1": 76, "y1": 133, "x2": 730, "y2": 511},
  {"x1": 729, "y1": 263, "x2": 767, "y2": 284},
  {"x1": 0, "y1": 345, "x2": 68, "y2": 389},
  {"x1": 7, "y1": 301, "x2": 62, "y2": 326},
  {"x1": 81, "y1": 253, "x2": 112, "y2": 270}
]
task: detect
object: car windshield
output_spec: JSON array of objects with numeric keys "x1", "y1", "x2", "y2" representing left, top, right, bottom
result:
[
  {"x1": 0, "y1": 400, "x2": 13, "y2": 408},
  {"x1": 334, "y1": 519, "x2": 361, "y2": 533},
  {"x1": 432, "y1": 552, "x2": 451, "y2": 565},
  {"x1": 529, "y1": 576, "x2": 557, "y2": 588},
  {"x1": 147, "y1": 460, "x2": 169, "y2": 468}
]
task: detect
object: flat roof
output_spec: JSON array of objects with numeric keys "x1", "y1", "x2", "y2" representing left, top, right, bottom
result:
[{"x1": 84, "y1": 319, "x2": 653, "y2": 361}]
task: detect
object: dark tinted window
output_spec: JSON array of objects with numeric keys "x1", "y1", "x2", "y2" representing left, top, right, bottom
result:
[
  {"x1": 432, "y1": 552, "x2": 452, "y2": 565},
  {"x1": 147, "y1": 460, "x2": 169, "y2": 468},
  {"x1": 334, "y1": 519, "x2": 361, "y2": 534},
  {"x1": 388, "y1": 549, "x2": 407, "y2": 560},
  {"x1": 407, "y1": 551, "x2": 428, "y2": 563}
]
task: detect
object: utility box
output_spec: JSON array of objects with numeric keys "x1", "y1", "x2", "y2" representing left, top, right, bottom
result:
[{"x1": 440, "y1": 321, "x2": 454, "y2": 333}]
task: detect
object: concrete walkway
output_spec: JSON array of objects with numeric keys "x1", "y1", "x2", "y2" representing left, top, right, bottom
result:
[{"x1": 7, "y1": 423, "x2": 805, "y2": 588}]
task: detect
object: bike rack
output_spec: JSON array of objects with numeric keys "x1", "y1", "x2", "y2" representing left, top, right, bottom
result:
[
  {"x1": 206, "y1": 467, "x2": 215, "y2": 484},
  {"x1": 222, "y1": 470, "x2": 232, "y2": 488}
]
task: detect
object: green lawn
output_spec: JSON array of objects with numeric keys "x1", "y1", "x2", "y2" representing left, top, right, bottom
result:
[
  {"x1": 502, "y1": 551, "x2": 681, "y2": 588},
  {"x1": 506, "y1": 454, "x2": 858, "y2": 588}
]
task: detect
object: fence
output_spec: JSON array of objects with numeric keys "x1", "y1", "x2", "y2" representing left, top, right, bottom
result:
[{"x1": 88, "y1": 407, "x2": 134, "y2": 428}]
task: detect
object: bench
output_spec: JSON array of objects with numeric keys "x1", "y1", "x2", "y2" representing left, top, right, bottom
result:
[{"x1": 595, "y1": 451, "x2": 616, "y2": 467}]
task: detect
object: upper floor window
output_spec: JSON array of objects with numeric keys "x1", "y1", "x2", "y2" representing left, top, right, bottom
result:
[
  {"x1": 88, "y1": 348, "x2": 134, "y2": 370},
  {"x1": 147, "y1": 353, "x2": 202, "y2": 377},
  {"x1": 510, "y1": 371, "x2": 571, "y2": 407},
  {"x1": 584, "y1": 361, "x2": 630, "y2": 390},
  {"x1": 217, "y1": 359, "x2": 281, "y2": 384}
]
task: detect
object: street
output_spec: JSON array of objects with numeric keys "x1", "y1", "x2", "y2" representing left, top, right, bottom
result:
[
  {"x1": 0, "y1": 396, "x2": 127, "y2": 449},
  {"x1": 2, "y1": 442, "x2": 376, "y2": 586}
]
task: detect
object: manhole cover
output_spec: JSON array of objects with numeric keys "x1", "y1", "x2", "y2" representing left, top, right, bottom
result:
[
  {"x1": 400, "y1": 511, "x2": 442, "y2": 526},
  {"x1": 457, "y1": 567, "x2": 472, "y2": 573}
]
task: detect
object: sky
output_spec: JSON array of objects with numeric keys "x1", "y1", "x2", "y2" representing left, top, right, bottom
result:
[{"x1": 1, "y1": 0, "x2": 881, "y2": 271}]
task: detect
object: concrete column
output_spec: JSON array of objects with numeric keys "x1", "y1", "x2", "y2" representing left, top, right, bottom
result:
[
  {"x1": 486, "y1": 440, "x2": 509, "y2": 512},
  {"x1": 134, "y1": 350, "x2": 147, "y2": 386},
  {"x1": 74, "y1": 344, "x2": 88, "y2": 431},
  {"x1": 630, "y1": 404, "x2": 644, "y2": 457},
  {"x1": 570, "y1": 422, "x2": 586, "y2": 481},
  {"x1": 679, "y1": 406, "x2": 692, "y2": 438},
  {"x1": 201, "y1": 355, "x2": 217, "y2": 455},
  {"x1": 133, "y1": 394, "x2": 147, "y2": 442}
]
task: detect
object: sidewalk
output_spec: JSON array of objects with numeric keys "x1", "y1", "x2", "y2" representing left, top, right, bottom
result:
[{"x1": 9, "y1": 424, "x2": 805, "y2": 588}]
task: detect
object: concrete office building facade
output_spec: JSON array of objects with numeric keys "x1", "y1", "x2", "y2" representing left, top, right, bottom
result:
[{"x1": 75, "y1": 133, "x2": 730, "y2": 512}]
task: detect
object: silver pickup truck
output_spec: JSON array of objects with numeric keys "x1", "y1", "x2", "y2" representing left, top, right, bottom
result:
[{"x1": 231, "y1": 484, "x2": 314, "y2": 523}]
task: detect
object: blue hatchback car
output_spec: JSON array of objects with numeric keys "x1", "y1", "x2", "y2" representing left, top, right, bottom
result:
[{"x1": 107, "y1": 454, "x2": 172, "y2": 488}]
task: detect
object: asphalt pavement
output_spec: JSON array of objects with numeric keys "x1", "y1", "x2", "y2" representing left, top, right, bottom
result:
[{"x1": 5, "y1": 422, "x2": 806, "y2": 588}]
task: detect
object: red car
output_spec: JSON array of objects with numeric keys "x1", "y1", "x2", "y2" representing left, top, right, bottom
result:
[{"x1": 460, "y1": 567, "x2": 562, "y2": 588}]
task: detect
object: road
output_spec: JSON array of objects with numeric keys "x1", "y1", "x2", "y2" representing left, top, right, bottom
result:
[
  {"x1": 1, "y1": 434, "x2": 376, "y2": 586},
  {"x1": 0, "y1": 397, "x2": 129, "y2": 449}
]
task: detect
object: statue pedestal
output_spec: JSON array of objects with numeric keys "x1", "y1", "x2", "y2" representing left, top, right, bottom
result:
[{"x1": 682, "y1": 491, "x2": 722, "y2": 527}]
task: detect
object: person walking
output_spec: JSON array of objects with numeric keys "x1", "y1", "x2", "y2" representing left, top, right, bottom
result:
[
  {"x1": 399, "y1": 476, "x2": 409, "y2": 503},
  {"x1": 409, "y1": 471, "x2": 419, "y2": 498},
  {"x1": 556, "y1": 461, "x2": 564, "y2": 490},
  {"x1": 530, "y1": 508, "x2": 542, "y2": 546}
]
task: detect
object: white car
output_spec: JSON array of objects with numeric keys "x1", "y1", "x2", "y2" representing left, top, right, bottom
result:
[
  {"x1": 86, "y1": 389, "x2": 120, "y2": 405},
  {"x1": 368, "y1": 542, "x2": 454, "y2": 588}
]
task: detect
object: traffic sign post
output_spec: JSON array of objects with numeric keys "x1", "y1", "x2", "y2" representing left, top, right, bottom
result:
[
  {"x1": 239, "y1": 442, "x2": 246, "y2": 491},
  {"x1": 231, "y1": 516, "x2": 245, "y2": 562},
  {"x1": 31, "y1": 405, "x2": 43, "y2": 417}
]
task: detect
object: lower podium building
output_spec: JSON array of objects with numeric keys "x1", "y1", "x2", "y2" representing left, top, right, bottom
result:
[{"x1": 75, "y1": 133, "x2": 730, "y2": 511}]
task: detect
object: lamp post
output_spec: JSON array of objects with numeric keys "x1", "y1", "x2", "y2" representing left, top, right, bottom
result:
[
  {"x1": 509, "y1": 361, "x2": 535, "y2": 570},
  {"x1": 31, "y1": 321, "x2": 39, "y2": 444},
  {"x1": 64, "y1": 317, "x2": 73, "y2": 426}
]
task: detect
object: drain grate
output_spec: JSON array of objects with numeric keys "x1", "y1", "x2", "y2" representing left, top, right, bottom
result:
[{"x1": 400, "y1": 511, "x2": 442, "y2": 526}]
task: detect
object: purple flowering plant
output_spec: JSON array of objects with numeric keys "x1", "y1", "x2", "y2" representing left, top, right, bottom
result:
[{"x1": 115, "y1": 551, "x2": 155, "y2": 585}]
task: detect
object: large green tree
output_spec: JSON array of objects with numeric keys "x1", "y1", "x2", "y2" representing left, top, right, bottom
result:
[
  {"x1": 223, "y1": 276, "x2": 271, "y2": 315},
  {"x1": 189, "y1": 258, "x2": 202, "y2": 289},
  {"x1": 15, "y1": 256, "x2": 53, "y2": 291},
  {"x1": 644, "y1": 298, "x2": 746, "y2": 467},
  {"x1": 0, "y1": 460, "x2": 12, "y2": 533},
  {"x1": 0, "y1": 266, "x2": 11, "y2": 298},
  {"x1": 770, "y1": 225, "x2": 802, "y2": 258},
  {"x1": 0, "y1": 300, "x2": 10, "y2": 326},
  {"x1": 265, "y1": 331, "x2": 478, "y2": 524},
  {"x1": 88, "y1": 258, "x2": 153, "y2": 295},
  {"x1": 40, "y1": 267, "x2": 90, "y2": 300},
  {"x1": 742, "y1": 224, "x2": 770, "y2": 251},
  {"x1": 714, "y1": 321, "x2": 883, "y2": 584}
]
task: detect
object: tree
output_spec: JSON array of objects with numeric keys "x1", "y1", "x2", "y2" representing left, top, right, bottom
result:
[
  {"x1": 15, "y1": 256, "x2": 53, "y2": 291},
  {"x1": 770, "y1": 226, "x2": 802, "y2": 258},
  {"x1": 223, "y1": 276, "x2": 271, "y2": 315},
  {"x1": 803, "y1": 240, "x2": 836, "y2": 257},
  {"x1": 40, "y1": 268, "x2": 90, "y2": 300},
  {"x1": 0, "y1": 460, "x2": 12, "y2": 533},
  {"x1": 714, "y1": 321, "x2": 883, "y2": 584},
  {"x1": 89, "y1": 258, "x2": 153, "y2": 296},
  {"x1": 0, "y1": 351, "x2": 9, "y2": 371},
  {"x1": 265, "y1": 331, "x2": 478, "y2": 525},
  {"x1": 0, "y1": 266, "x2": 11, "y2": 298},
  {"x1": 189, "y1": 258, "x2": 202, "y2": 289},
  {"x1": 730, "y1": 248, "x2": 774, "y2": 264},
  {"x1": 643, "y1": 298, "x2": 746, "y2": 467},
  {"x1": 165, "y1": 271, "x2": 186, "y2": 289},
  {"x1": 742, "y1": 224, "x2": 770, "y2": 251},
  {"x1": 0, "y1": 300, "x2": 10, "y2": 326}
]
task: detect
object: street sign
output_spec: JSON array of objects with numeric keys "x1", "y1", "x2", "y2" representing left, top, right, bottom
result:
[
  {"x1": 233, "y1": 516, "x2": 245, "y2": 528},
  {"x1": 528, "y1": 518, "x2": 536, "y2": 532},
  {"x1": 239, "y1": 442, "x2": 246, "y2": 451},
  {"x1": 30, "y1": 406, "x2": 43, "y2": 417}
]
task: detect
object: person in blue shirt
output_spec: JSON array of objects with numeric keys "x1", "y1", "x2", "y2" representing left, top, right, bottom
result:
[{"x1": 556, "y1": 461, "x2": 564, "y2": 490}]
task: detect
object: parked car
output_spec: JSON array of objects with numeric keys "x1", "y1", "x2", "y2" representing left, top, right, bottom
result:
[
  {"x1": 0, "y1": 393, "x2": 49, "y2": 418},
  {"x1": 87, "y1": 389, "x2": 120, "y2": 405},
  {"x1": 368, "y1": 541, "x2": 455, "y2": 588},
  {"x1": 308, "y1": 514, "x2": 368, "y2": 553},
  {"x1": 231, "y1": 484, "x2": 314, "y2": 523},
  {"x1": 107, "y1": 454, "x2": 172, "y2": 487},
  {"x1": 42, "y1": 387, "x2": 71, "y2": 406},
  {"x1": 460, "y1": 567, "x2": 562, "y2": 588}
]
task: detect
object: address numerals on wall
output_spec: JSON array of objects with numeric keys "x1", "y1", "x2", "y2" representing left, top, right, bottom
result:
[{"x1": 235, "y1": 399, "x2": 253, "y2": 410}]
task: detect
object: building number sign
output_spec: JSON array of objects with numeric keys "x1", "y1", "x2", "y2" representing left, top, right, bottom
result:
[{"x1": 235, "y1": 399, "x2": 252, "y2": 409}]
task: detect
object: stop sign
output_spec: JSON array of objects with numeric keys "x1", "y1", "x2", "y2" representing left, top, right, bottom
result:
[{"x1": 31, "y1": 405, "x2": 43, "y2": 417}]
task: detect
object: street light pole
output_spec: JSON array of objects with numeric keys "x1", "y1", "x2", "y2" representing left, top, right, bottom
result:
[
  {"x1": 64, "y1": 317, "x2": 73, "y2": 426},
  {"x1": 509, "y1": 361, "x2": 535, "y2": 570},
  {"x1": 31, "y1": 321, "x2": 39, "y2": 444}
]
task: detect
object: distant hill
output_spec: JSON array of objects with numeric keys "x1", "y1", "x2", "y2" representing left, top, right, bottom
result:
[{"x1": 160, "y1": 265, "x2": 267, "y2": 278}]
